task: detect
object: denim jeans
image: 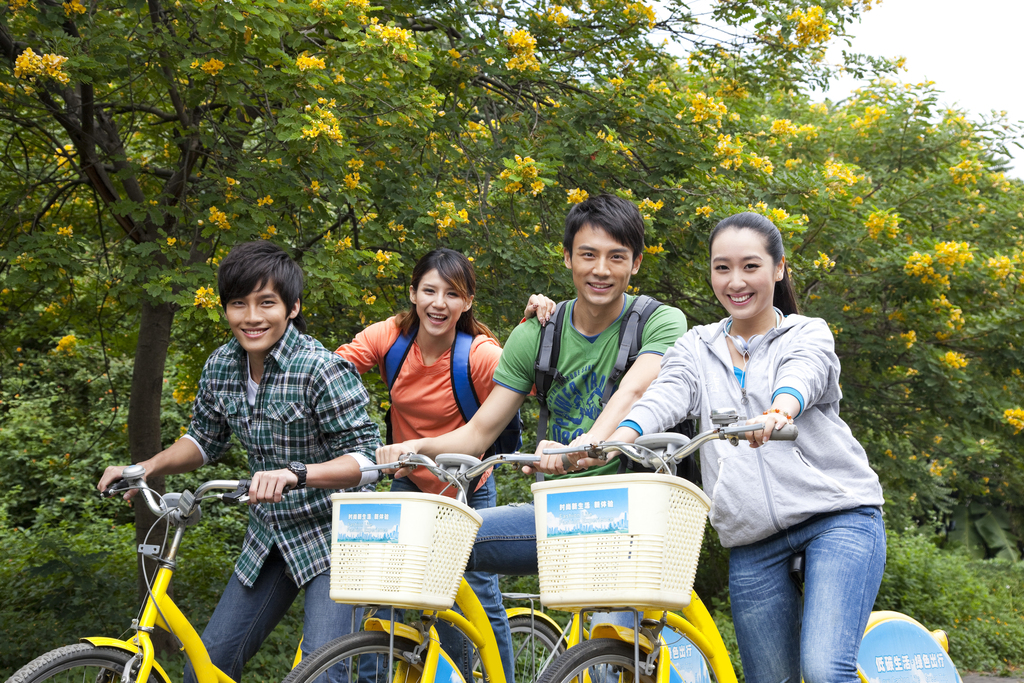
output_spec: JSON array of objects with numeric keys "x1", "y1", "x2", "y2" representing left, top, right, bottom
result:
[
  {"x1": 728, "y1": 506, "x2": 886, "y2": 683},
  {"x1": 385, "y1": 475, "x2": 515, "y2": 682},
  {"x1": 183, "y1": 545, "x2": 358, "y2": 683}
]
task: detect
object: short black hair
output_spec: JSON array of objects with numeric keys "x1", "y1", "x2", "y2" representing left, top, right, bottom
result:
[
  {"x1": 563, "y1": 194, "x2": 645, "y2": 259},
  {"x1": 217, "y1": 241, "x2": 307, "y2": 333}
]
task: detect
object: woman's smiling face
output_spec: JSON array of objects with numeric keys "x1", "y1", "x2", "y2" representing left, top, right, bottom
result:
[{"x1": 710, "y1": 227, "x2": 785, "y2": 334}]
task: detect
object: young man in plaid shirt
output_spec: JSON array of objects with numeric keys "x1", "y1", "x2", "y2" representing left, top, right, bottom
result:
[{"x1": 97, "y1": 241, "x2": 381, "y2": 683}]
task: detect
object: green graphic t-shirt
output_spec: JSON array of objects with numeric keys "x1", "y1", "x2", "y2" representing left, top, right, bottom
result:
[{"x1": 493, "y1": 294, "x2": 687, "y2": 477}]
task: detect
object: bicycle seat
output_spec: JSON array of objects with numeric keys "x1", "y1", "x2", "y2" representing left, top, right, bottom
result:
[
  {"x1": 636, "y1": 432, "x2": 692, "y2": 453},
  {"x1": 435, "y1": 453, "x2": 481, "y2": 471}
]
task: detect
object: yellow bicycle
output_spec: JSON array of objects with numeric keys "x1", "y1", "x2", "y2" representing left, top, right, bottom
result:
[
  {"x1": 534, "y1": 413, "x2": 962, "y2": 683},
  {"x1": 6, "y1": 467, "x2": 263, "y2": 683}
]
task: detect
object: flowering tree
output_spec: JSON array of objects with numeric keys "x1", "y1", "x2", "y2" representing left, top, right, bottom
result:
[{"x1": 2, "y1": 0, "x2": 1024, "y2": 609}]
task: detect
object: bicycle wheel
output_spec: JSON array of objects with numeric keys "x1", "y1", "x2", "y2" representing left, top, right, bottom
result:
[
  {"x1": 281, "y1": 631, "x2": 423, "y2": 683},
  {"x1": 537, "y1": 638, "x2": 656, "y2": 683},
  {"x1": 507, "y1": 614, "x2": 566, "y2": 683},
  {"x1": 6, "y1": 644, "x2": 165, "y2": 683}
]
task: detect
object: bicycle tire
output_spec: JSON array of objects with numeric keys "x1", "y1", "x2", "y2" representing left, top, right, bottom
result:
[
  {"x1": 506, "y1": 614, "x2": 566, "y2": 683},
  {"x1": 5, "y1": 643, "x2": 165, "y2": 683},
  {"x1": 537, "y1": 638, "x2": 657, "y2": 683},
  {"x1": 281, "y1": 631, "x2": 423, "y2": 683}
]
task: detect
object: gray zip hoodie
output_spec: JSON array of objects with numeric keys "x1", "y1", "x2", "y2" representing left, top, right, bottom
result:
[{"x1": 624, "y1": 314, "x2": 884, "y2": 548}]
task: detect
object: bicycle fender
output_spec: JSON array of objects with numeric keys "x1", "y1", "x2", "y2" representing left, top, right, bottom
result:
[
  {"x1": 364, "y1": 619, "x2": 426, "y2": 645},
  {"x1": 865, "y1": 611, "x2": 949, "y2": 651},
  {"x1": 589, "y1": 624, "x2": 655, "y2": 654},
  {"x1": 79, "y1": 638, "x2": 173, "y2": 683},
  {"x1": 504, "y1": 608, "x2": 566, "y2": 644},
  {"x1": 858, "y1": 611, "x2": 960, "y2": 683}
]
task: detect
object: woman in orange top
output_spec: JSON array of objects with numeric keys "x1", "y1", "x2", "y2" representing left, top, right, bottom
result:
[{"x1": 336, "y1": 247, "x2": 551, "y2": 680}]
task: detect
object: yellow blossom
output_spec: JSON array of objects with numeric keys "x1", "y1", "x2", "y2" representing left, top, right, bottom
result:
[
  {"x1": 167, "y1": 237, "x2": 177, "y2": 246},
  {"x1": 851, "y1": 105, "x2": 886, "y2": 135},
  {"x1": 812, "y1": 251, "x2": 835, "y2": 270},
  {"x1": 904, "y1": 252, "x2": 948, "y2": 288},
  {"x1": 865, "y1": 210, "x2": 900, "y2": 239},
  {"x1": 363, "y1": 292, "x2": 377, "y2": 305},
  {"x1": 949, "y1": 159, "x2": 980, "y2": 186},
  {"x1": 986, "y1": 254, "x2": 1015, "y2": 281},
  {"x1": 566, "y1": 188, "x2": 589, "y2": 204},
  {"x1": 365, "y1": 19, "x2": 416, "y2": 52},
  {"x1": 786, "y1": 6, "x2": 832, "y2": 46},
  {"x1": 347, "y1": 158, "x2": 365, "y2": 170},
  {"x1": 173, "y1": 381, "x2": 197, "y2": 405},
  {"x1": 343, "y1": 173, "x2": 361, "y2": 190},
  {"x1": 208, "y1": 206, "x2": 231, "y2": 230},
  {"x1": 685, "y1": 92, "x2": 728, "y2": 128},
  {"x1": 900, "y1": 330, "x2": 916, "y2": 349},
  {"x1": 622, "y1": 2, "x2": 656, "y2": 28},
  {"x1": 939, "y1": 351, "x2": 968, "y2": 370},
  {"x1": 63, "y1": 0, "x2": 86, "y2": 15},
  {"x1": 933, "y1": 241, "x2": 973, "y2": 269},
  {"x1": 1005, "y1": 408, "x2": 1024, "y2": 434},
  {"x1": 296, "y1": 54, "x2": 326, "y2": 71},
  {"x1": 505, "y1": 29, "x2": 541, "y2": 72},
  {"x1": 194, "y1": 286, "x2": 218, "y2": 309},
  {"x1": 55, "y1": 334, "x2": 78, "y2": 354},
  {"x1": 695, "y1": 205, "x2": 713, "y2": 218},
  {"x1": 257, "y1": 195, "x2": 274, "y2": 207},
  {"x1": 14, "y1": 48, "x2": 71, "y2": 85},
  {"x1": 200, "y1": 58, "x2": 225, "y2": 76},
  {"x1": 645, "y1": 244, "x2": 665, "y2": 255},
  {"x1": 57, "y1": 225, "x2": 73, "y2": 237}
]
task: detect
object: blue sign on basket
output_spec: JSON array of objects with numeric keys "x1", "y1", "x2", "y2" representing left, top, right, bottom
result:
[
  {"x1": 545, "y1": 488, "x2": 629, "y2": 537},
  {"x1": 336, "y1": 503, "x2": 401, "y2": 543},
  {"x1": 858, "y1": 619, "x2": 961, "y2": 683}
]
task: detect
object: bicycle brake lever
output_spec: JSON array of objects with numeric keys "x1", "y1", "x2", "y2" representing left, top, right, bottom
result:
[{"x1": 222, "y1": 479, "x2": 250, "y2": 503}]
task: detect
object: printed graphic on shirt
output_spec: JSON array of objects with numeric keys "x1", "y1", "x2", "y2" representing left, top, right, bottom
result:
[
  {"x1": 335, "y1": 503, "x2": 401, "y2": 543},
  {"x1": 549, "y1": 363, "x2": 607, "y2": 444},
  {"x1": 545, "y1": 488, "x2": 629, "y2": 536}
]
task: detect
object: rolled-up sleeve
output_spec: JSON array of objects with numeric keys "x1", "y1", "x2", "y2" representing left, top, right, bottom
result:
[{"x1": 308, "y1": 359, "x2": 380, "y2": 463}]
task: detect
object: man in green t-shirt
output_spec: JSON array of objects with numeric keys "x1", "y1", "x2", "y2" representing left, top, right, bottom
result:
[{"x1": 376, "y1": 195, "x2": 686, "y2": 683}]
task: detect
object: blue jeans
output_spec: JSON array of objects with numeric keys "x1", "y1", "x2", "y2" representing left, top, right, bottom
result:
[
  {"x1": 728, "y1": 506, "x2": 886, "y2": 683},
  {"x1": 183, "y1": 545, "x2": 358, "y2": 683},
  {"x1": 386, "y1": 475, "x2": 515, "y2": 682}
]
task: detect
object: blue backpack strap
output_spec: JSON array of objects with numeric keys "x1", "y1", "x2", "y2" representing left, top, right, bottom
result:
[
  {"x1": 382, "y1": 322, "x2": 417, "y2": 391},
  {"x1": 450, "y1": 330, "x2": 481, "y2": 422}
]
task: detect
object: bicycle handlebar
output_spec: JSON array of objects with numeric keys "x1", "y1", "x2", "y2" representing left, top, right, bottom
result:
[
  {"x1": 542, "y1": 413, "x2": 798, "y2": 475},
  {"x1": 360, "y1": 452, "x2": 541, "y2": 503}
]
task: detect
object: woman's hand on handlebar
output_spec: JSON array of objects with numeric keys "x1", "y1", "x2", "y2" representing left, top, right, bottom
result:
[
  {"x1": 249, "y1": 469, "x2": 298, "y2": 503},
  {"x1": 522, "y1": 439, "x2": 579, "y2": 475},
  {"x1": 746, "y1": 412, "x2": 794, "y2": 447}
]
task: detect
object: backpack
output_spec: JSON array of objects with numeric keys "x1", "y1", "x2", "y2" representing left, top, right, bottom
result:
[
  {"x1": 381, "y1": 321, "x2": 523, "y2": 455},
  {"x1": 533, "y1": 295, "x2": 699, "y2": 483}
]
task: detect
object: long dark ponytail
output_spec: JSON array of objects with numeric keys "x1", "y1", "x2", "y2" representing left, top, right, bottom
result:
[{"x1": 708, "y1": 212, "x2": 799, "y2": 316}]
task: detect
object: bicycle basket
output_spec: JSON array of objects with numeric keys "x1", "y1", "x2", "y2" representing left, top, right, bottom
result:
[
  {"x1": 532, "y1": 473, "x2": 711, "y2": 611},
  {"x1": 330, "y1": 492, "x2": 483, "y2": 610}
]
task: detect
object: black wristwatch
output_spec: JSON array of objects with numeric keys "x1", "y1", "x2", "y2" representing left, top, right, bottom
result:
[{"x1": 286, "y1": 461, "x2": 307, "y2": 489}]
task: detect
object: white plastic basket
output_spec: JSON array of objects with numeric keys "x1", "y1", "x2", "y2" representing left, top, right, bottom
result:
[
  {"x1": 330, "y1": 492, "x2": 483, "y2": 610},
  {"x1": 532, "y1": 473, "x2": 711, "y2": 611}
]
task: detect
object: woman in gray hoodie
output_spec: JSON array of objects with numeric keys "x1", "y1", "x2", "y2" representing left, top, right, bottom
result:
[{"x1": 594, "y1": 212, "x2": 886, "y2": 683}]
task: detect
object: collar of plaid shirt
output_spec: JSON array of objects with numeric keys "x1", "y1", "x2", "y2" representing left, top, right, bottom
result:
[{"x1": 193, "y1": 321, "x2": 380, "y2": 588}]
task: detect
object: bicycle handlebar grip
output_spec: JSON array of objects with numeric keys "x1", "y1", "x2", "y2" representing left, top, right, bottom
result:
[
  {"x1": 222, "y1": 479, "x2": 251, "y2": 503},
  {"x1": 101, "y1": 479, "x2": 132, "y2": 498},
  {"x1": 773, "y1": 424, "x2": 799, "y2": 441},
  {"x1": 560, "y1": 453, "x2": 575, "y2": 471}
]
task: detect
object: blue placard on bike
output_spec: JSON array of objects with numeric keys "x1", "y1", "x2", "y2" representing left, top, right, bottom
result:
[
  {"x1": 858, "y1": 619, "x2": 961, "y2": 683},
  {"x1": 336, "y1": 503, "x2": 401, "y2": 543},
  {"x1": 545, "y1": 488, "x2": 629, "y2": 537}
]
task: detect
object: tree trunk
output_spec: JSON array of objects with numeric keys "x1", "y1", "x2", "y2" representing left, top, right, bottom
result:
[{"x1": 128, "y1": 299, "x2": 176, "y2": 655}]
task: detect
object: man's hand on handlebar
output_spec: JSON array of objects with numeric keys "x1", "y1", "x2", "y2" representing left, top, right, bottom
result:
[
  {"x1": 249, "y1": 469, "x2": 298, "y2": 503},
  {"x1": 375, "y1": 441, "x2": 424, "y2": 478},
  {"x1": 97, "y1": 465, "x2": 139, "y2": 501}
]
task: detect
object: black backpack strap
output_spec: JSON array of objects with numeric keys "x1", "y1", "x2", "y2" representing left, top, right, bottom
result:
[
  {"x1": 600, "y1": 295, "x2": 661, "y2": 407},
  {"x1": 534, "y1": 301, "x2": 570, "y2": 444}
]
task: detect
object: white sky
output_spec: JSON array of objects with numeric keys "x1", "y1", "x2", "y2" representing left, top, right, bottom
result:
[
  {"x1": 824, "y1": 0, "x2": 1024, "y2": 176},
  {"x1": 655, "y1": 0, "x2": 1024, "y2": 176}
]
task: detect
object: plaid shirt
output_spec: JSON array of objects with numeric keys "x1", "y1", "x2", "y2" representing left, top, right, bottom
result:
[{"x1": 187, "y1": 322, "x2": 380, "y2": 588}]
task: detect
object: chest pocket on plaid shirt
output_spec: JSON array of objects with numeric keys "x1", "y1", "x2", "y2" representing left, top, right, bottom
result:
[
  {"x1": 221, "y1": 397, "x2": 247, "y2": 435},
  {"x1": 266, "y1": 401, "x2": 310, "y2": 445}
]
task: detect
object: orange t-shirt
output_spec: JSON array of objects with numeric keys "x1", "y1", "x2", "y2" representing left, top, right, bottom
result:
[{"x1": 336, "y1": 316, "x2": 503, "y2": 496}]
